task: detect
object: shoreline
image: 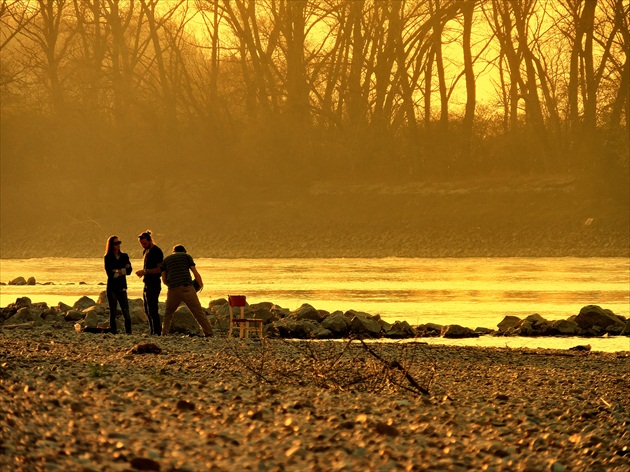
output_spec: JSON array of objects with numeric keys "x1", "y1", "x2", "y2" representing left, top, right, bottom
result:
[
  {"x1": 2, "y1": 237, "x2": 628, "y2": 259},
  {"x1": 1, "y1": 294, "x2": 628, "y2": 354},
  {"x1": 1, "y1": 329, "x2": 628, "y2": 471},
  {"x1": 1, "y1": 253, "x2": 630, "y2": 260}
]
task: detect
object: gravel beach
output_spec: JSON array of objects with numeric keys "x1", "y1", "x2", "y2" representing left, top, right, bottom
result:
[{"x1": 1, "y1": 328, "x2": 628, "y2": 471}]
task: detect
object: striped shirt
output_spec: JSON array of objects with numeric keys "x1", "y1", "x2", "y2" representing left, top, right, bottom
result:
[{"x1": 161, "y1": 252, "x2": 195, "y2": 288}]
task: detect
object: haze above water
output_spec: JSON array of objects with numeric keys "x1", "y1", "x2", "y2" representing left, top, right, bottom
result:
[{"x1": 1, "y1": 256, "x2": 628, "y2": 352}]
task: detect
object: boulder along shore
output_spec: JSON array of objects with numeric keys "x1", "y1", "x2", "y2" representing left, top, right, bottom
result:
[
  {"x1": 1, "y1": 294, "x2": 629, "y2": 340},
  {"x1": 1, "y1": 328, "x2": 629, "y2": 471}
]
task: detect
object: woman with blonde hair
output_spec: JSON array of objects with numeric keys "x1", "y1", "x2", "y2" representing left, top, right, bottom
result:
[{"x1": 104, "y1": 235, "x2": 133, "y2": 334}]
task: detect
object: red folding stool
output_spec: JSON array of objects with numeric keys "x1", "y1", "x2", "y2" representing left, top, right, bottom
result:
[{"x1": 228, "y1": 295, "x2": 263, "y2": 338}]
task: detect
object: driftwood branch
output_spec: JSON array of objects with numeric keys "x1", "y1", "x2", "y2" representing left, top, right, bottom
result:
[
  {"x1": 218, "y1": 337, "x2": 435, "y2": 396},
  {"x1": 358, "y1": 339, "x2": 430, "y2": 396}
]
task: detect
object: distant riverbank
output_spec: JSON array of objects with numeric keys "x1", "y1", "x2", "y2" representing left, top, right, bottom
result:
[{"x1": 1, "y1": 176, "x2": 628, "y2": 259}]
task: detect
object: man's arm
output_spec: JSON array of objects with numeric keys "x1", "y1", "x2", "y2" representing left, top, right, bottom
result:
[
  {"x1": 144, "y1": 265, "x2": 161, "y2": 275},
  {"x1": 160, "y1": 258, "x2": 167, "y2": 285},
  {"x1": 190, "y1": 266, "x2": 203, "y2": 290},
  {"x1": 136, "y1": 266, "x2": 161, "y2": 277}
]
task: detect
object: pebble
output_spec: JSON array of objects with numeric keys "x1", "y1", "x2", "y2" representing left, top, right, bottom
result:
[{"x1": 0, "y1": 330, "x2": 628, "y2": 471}]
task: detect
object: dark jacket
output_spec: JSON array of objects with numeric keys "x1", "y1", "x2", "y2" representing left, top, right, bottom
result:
[
  {"x1": 142, "y1": 245, "x2": 164, "y2": 287},
  {"x1": 104, "y1": 252, "x2": 132, "y2": 291}
]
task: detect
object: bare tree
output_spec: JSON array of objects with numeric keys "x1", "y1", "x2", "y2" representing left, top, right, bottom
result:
[
  {"x1": 71, "y1": 0, "x2": 108, "y2": 110},
  {"x1": 606, "y1": 0, "x2": 628, "y2": 129},
  {"x1": 460, "y1": 0, "x2": 476, "y2": 161},
  {"x1": 0, "y1": 0, "x2": 38, "y2": 51},
  {"x1": 139, "y1": 0, "x2": 185, "y2": 125},
  {"x1": 18, "y1": 0, "x2": 76, "y2": 114},
  {"x1": 102, "y1": 0, "x2": 140, "y2": 124}
]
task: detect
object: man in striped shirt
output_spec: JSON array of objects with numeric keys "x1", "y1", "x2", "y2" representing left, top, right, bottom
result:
[{"x1": 160, "y1": 245, "x2": 214, "y2": 337}]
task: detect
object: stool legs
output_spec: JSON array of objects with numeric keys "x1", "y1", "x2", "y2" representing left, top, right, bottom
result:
[
  {"x1": 228, "y1": 305, "x2": 233, "y2": 337},
  {"x1": 239, "y1": 307, "x2": 245, "y2": 338},
  {"x1": 228, "y1": 304, "x2": 262, "y2": 339}
]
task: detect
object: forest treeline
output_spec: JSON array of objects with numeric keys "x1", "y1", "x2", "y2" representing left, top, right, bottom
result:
[{"x1": 0, "y1": 0, "x2": 628, "y2": 187}]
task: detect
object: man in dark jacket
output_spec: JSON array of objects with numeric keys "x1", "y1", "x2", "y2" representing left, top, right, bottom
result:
[{"x1": 135, "y1": 230, "x2": 164, "y2": 335}]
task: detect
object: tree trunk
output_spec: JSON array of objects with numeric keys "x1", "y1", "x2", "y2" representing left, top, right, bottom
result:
[
  {"x1": 36, "y1": 0, "x2": 69, "y2": 115},
  {"x1": 284, "y1": 0, "x2": 309, "y2": 124},
  {"x1": 511, "y1": 0, "x2": 553, "y2": 167},
  {"x1": 461, "y1": 0, "x2": 476, "y2": 161}
]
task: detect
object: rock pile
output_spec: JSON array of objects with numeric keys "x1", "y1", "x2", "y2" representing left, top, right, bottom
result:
[
  {"x1": 495, "y1": 305, "x2": 629, "y2": 337},
  {"x1": 3, "y1": 276, "x2": 85, "y2": 286},
  {"x1": 1, "y1": 294, "x2": 628, "y2": 340}
]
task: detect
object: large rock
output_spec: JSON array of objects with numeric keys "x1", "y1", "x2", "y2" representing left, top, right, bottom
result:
[
  {"x1": 0, "y1": 307, "x2": 15, "y2": 323},
  {"x1": 168, "y1": 306, "x2": 205, "y2": 335},
  {"x1": 514, "y1": 315, "x2": 554, "y2": 336},
  {"x1": 574, "y1": 305, "x2": 625, "y2": 334},
  {"x1": 349, "y1": 311, "x2": 382, "y2": 338},
  {"x1": 129, "y1": 298, "x2": 144, "y2": 310},
  {"x1": 273, "y1": 318, "x2": 300, "y2": 338},
  {"x1": 73, "y1": 296, "x2": 96, "y2": 311},
  {"x1": 56, "y1": 302, "x2": 72, "y2": 313},
  {"x1": 210, "y1": 304, "x2": 231, "y2": 331},
  {"x1": 441, "y1": 324, "x2": 479, "y2": 338},
  {"x1": 83, "y1": 310, "x2": 99, "y2": 328},
  {"x1": 64, "y1": 310, "x2": 85, "y2": 322},
  {"x1": 248, "y1": 306, "x2": 277, "y2": 324},
  {"x1": 210, "y1": 298, "x2": 228, "y2": 308},
  {"x1": 524, "y1": 313, "x2": 547, "y2": 325},
  {"x1": 43, "y1": 313, "x2": 66, "y2": 323},
  {"x1": 385, "y1": 320, "x2": 415, "y2": 339},
  {"x1": 83, "y1": 305, "x2": 107, "y2": 318},
  {"x1": 5, "y1": 307, "x2": 43, "y2": 325},
  {"x1": 498, "y1": 315, "x2": 521, "y2": 333},
  {"x1": 376, "y1": 316, "x2": 392, "y2": 333},
  {"x1": 416, "y1": 323, "x2": 443, "y2": 337},
  {"x1": 321, "y1": 311, "x2": 350, "y2": 337},
  {"x1": 250, "y1": 301, "x2": 273, "y2": 311},
  {"x1": 551, "y1": 319, "x2": 580, "y2": 335},
  {"x1": 130, "y1": 307, "x2": 148, "y2": 325},
  {"x1": 211, "y1": 303, "x2": 231, "y2": 320},
  {"x1": 9, "y1": 277, "x2": 27, "y2": 286},
  {"x1": 271, "y1": 305, "x2": 290, "y2": 318},
  {"x1": 97, "y1": 291, "x2": 108, "y2": 305},
  {"x1": 514, "y1": 320, "x2": 533, "y2": 336},
  {"x1": 12, "y1": 297, "x2": 33, "y2": 309},
  {"x1": 474, "y1": 327, "x2": 494, "y2": 335},
  {"x1": 26, "y1": 277, "x2": 36, "y2": 285},
  {"x1": 318, "y1": 309, "x2": 330, "y2": 319},
  {"x1": 39, "y1": 307, "x2": 57, "y2": 320},
  {"x1": 292, "y1": 304, "x2": 323, "y2": 323},
  {"x1": 295, "y1": 319, "x2": 332, "y2": 339}
]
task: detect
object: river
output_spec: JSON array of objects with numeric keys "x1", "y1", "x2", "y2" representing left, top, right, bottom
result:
[{"x1": 1, "y1": 257, "x2": 628, "y2": 352}]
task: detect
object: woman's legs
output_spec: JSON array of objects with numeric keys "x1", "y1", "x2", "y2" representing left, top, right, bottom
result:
[
  {"x1": 118, "y1": 289, "x2": 132, "y2": 334},
  {"x1": 107, "y1": 290, "x2": 119, "y2": 334}
]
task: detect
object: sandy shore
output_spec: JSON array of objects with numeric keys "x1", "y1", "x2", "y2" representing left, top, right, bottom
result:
[{"x1": 1, "y1": 328, "x2": 629, "y2": 471}]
